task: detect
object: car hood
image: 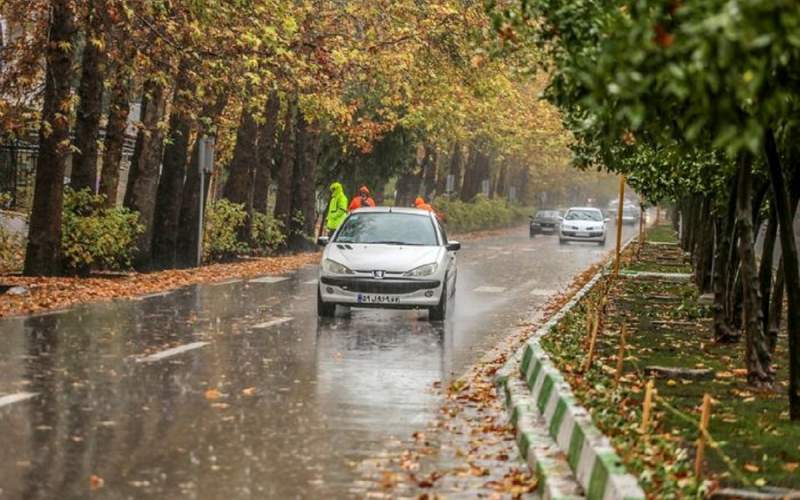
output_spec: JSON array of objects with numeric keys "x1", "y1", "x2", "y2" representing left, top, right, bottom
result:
[
  {"x1": 562, "y1": 219, "x2": 603, "y2": 229},
  {"x1": 324, "y1": 243, "x2": 443, "y2": 273}
]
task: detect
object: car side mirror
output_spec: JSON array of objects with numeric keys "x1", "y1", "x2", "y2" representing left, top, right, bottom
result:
[
  {"x1": 604, "y1": 218, "x2": 610, "y2": 223},
  {"x1": 446, "y1": 241, "x2": 461, "y2": 252},
  {"x1": 317, "y1": 236, "x2": 329, "y2": 246},
  {"x1": 529, "y1": 215, "x2": 534, "y2": 220}
]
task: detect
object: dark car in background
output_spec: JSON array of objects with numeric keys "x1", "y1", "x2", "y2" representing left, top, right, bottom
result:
[{"x1": 529, "y1": 210, "x2": 562, "y2": 237}]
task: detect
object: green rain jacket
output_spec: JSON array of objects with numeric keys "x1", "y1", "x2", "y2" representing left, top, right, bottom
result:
[{"x1": 326, "y1": 182, "x2": 349, "y2": 231}]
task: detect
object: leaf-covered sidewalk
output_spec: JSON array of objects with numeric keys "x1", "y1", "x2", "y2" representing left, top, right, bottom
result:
[{"x1": 0, "y1": 252, "x2": 319, "y2": 318}]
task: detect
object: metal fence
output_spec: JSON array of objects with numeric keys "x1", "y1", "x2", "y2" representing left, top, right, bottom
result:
[
  {"x1": 0, "y1": 139, "x2": 37, "y2": 210},
  {"x1": 0, "y1": 133, "x2": 136, "y2": 210}
]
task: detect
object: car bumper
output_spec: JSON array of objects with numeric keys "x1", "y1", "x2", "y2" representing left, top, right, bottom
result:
[
  {"x1": 560, "y1": 231, "x2": 605, "y2": 242},
  {"x1": 530, "y1": 224, "x2": 558, "y2": 233},
  {"x1": 319, "y1": 276, "x2": 443, "y2": 307}
]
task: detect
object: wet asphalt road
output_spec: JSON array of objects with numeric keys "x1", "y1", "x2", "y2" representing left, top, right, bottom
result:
[{"x1": 0, "y1": 224, "x2": 635, "y2": 499}]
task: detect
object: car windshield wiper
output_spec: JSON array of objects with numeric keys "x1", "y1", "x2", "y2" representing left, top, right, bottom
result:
[{"x1": 369, "y1": 240, "x2": 424, "y2": 246}]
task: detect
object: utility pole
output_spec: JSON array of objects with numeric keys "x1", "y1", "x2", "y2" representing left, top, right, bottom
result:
[{"x1": 614, "y1": 176, "x2": 626, "y2": 276}]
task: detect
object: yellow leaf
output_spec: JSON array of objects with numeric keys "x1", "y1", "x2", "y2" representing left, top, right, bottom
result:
[
  {"x1": 242, "y1": 387, "x2": 256, "y2": 396},
  {"x1": 744, "y1": 463, "x2": 760, "y2": 473},
  {"x1": 205, "y1": 388, "x2": 222, "y2": 400}
]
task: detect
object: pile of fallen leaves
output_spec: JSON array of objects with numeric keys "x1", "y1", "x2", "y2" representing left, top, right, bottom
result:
[{"x1": 0, "y1": 252, "x2": 319, "y2": 317}]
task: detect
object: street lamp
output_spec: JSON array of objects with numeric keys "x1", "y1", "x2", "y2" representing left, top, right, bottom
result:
[{"x1": 197, "y1": 136, "x2": 215, "y2": 267}]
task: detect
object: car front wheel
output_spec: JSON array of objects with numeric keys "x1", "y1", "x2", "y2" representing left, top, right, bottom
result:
[
  {"x1": 429, "y1": 280, "x2": 448, "y2": 321},
  {"x1": 317, "y1": 288, "x2": 335, "y2": 317}
]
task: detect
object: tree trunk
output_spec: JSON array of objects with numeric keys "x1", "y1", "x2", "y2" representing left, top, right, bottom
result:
[
  {"x1": 495, "y1": 161, "x2": 508, "y2": 199},
  {"x1": 151, "y1": 62, "x2": 194, "y2": 270},
  {"x1": 735, "y1": 154, "x2": 772, "y2": 386},
  {"x1": 394, "y1": 170, "x2": 421, "y2": 207},
  {"x1": 449, "y1": 142, "x2": 463, "y2": 196},
  {"x1": 273, "y1": 103, "x2": 296, "y2": 232},
  {"x1": 764, "y1": 128, "x2": 800, "y2": 419},
  {"x1": 99, "y1": 61, "x2": 132, "y2": 207},
  {"x1": 421, "y1": 144, "x2": 436, "y2": 199},
  {"x1": 124, "y1": 79, "x2": 169, "y2": 270},
  {"x1": 759, "y1": 204, "x2": 778, "y2": 350},
  {"x1": 713, "y1": 181, "x2": 739, "y2": 342},
  {"x1": 286, "y1": 112, "x2": 320, "y2": 252},
  {"x1": 175, "y1": 93, "x2": 229, "y2": 268},
  {"x1": 70, "y1": 3, "x2": 108, "y2": 193},
  {"x1": 460, "y1": 145, "x2": 479, "y2": 202},
  {"x1": 24, "y1": 0, "x2": 77, "y2": 276},
  {"x1": 253, "y1": 91, "x2": 281, "y2": 214},
  {"x1": 224, "y1": 105, "x2": 260, "y2": 207}
]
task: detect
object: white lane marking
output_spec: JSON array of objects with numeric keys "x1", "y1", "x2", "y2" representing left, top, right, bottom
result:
[
  {"x1": 303, "y1": 279, "x2": 318, "y2": 285},
  {"x1": 135, "y1": 342, "x2": 210, "y2": 363},
  {"x1": 249, "y1": 276, "x2": 290, "y2": 284},
  {"x1": 473, "y1": 286, "x2": 507, "y2": 294},
  {"x1": 530, "y1": 289, "x2": 556, "y2": 297},
  {"x1": 251, "y1": 317, "x2": 293, "y2": 329},
  {"x1": 0, "y1": 392, "x2": 37, "y2": 408},
  {"x1": 210, "y1": 278, "x2": 243, "y2": 286}
]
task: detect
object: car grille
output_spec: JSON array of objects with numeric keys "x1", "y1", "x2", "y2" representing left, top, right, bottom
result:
[
  {"x1": 562, "y1": 231, "x2": 603, "y2": 237},
  {"x1": 321, "y1": 277, "x2": 440, "y2": 294}
]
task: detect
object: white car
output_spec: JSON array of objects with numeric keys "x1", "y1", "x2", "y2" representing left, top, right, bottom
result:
[
  {"x1": 317, "y1": 207, "x2": 460, "y2": 320},
  {"x1": 559, "y1": 207, "x2": 609, "y2": 246}
]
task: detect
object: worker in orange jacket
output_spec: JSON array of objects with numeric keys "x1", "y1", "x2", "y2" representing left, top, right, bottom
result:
[
  {"x1": 414, "y1": 196, "x2": 433, "y2": 212},
  {"x1": 349, "y1": 185, "x2": 376, "y2": 212}
]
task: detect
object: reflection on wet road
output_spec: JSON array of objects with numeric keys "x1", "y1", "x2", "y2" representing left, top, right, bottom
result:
[{"x1": 0, "y1": 225, "x2": 635, "y2": 499}]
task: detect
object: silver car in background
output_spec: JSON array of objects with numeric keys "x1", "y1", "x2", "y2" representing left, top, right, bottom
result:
[{"x1": 316, "y1": 207, "x2": 460, "y2": 321}]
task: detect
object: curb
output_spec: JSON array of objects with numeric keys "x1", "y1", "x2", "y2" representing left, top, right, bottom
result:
[
  {"x1": 497, "y1": 240, "x2": 646, "y2": 500},
  {"x1": 619, "y1": 270, "x2": 692, "y2": 281}
]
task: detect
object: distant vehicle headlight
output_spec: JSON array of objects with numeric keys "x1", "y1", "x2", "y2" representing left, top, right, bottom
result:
[
  {"x1": 322, "y1": 259, "x2": 353, "y2": 275},
  {"x1": 404, "y1": 263, "x2": 438, "y2": 277}
]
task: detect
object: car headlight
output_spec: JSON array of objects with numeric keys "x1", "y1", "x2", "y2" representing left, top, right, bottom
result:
[
  {"x1": 322, "y1": 259, "x2": 353, "y2": 275},
  {"x1": 404, "y1": 263, "x2": 438, "y2": 277}
]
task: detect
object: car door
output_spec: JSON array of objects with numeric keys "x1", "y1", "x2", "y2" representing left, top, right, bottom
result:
[{"x1": 437, "y1": 218, "x2": 457, "y2": 288}]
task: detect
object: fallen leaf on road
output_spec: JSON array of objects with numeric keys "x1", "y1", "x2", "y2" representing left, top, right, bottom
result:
[
  {"x1": 205, "y1": 388, "x2": 222, "y2": 400},
  {"x1": 379, "y1": 471, "x2": 398, "y2": 489},
  {"x1": 89, "y1": 474, "x2": 104, "y2": 490},
  {"x1": 241, "y1": 387, "x2": 256, "y2": 396}
]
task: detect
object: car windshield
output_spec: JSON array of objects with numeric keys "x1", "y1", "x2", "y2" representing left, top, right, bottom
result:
[
  {"x1": 335, "y1": 212, "x2": 438, "y2": 246},
  {"x1": 623, "y1": 207, "x2": 638, "y2": 216},
  {"x1": 536, "y1": 211, "x2": 560, "y2": 218},
  {"x1": 565, "y1": 210, "x2": 602, "y2": 222}
]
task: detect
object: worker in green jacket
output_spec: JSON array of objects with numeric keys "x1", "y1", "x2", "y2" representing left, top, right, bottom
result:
[{"x1": 326, "y1": 182, "x2": 349, "y2": 233}]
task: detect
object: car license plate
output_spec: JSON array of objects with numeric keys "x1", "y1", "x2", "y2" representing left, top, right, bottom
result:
[
  {"x1": 577, "y1": 231, "x2": 589, "y2": 237},
  {"x1": 357, "y1": 294, "x2": 400, "y2": 304}
]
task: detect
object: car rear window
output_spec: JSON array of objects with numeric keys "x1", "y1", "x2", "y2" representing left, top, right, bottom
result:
[
  {"x1": 335, "y1": 212, "x2": 438, "y2": 246},
  {"x1": 537, "y1": 211, "x2": 559, "y2": 218}
]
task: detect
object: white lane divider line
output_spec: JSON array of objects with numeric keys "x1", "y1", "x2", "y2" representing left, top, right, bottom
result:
[
  {"x1": 135, "y1": 342, "x2": 210, "y2": 363},
  {"x1": 473, "y1": 286, "x2": 507, "y2": 294},
  {"x1": 303, "y1": 279, "x2": 318, "y2": 285},
  {"x1": 249, "y1": 276, "x2": 290, "y2": 284},
  {"x1": 0, "y1": 392, "x2": 37, "y2": 408},
  {"x1": 251, "y1": 317, "x2": 293, "y2": 329},
  {"x1": 530, "y1": 289, "x2": 556, "y2": 297}
]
